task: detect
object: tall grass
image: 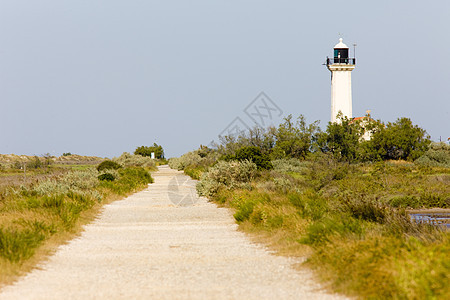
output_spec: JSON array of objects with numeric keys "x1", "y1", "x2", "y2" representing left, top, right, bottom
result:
[{"x1": 0, "y1": 165, "x2": 153, "y2": 285}]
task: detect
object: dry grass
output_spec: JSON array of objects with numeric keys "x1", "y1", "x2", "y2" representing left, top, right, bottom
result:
[{"x1": 0, "y1": 154, "x2": 104, "y2": 166}]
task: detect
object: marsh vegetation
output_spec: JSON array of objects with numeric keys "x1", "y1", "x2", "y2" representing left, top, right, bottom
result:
[
  {"x1": 170, "y1": 115, "x2": 450, "y2": 299},
  {"x1": 0, "y1": 153, "x2": 157, "y2": 286}
]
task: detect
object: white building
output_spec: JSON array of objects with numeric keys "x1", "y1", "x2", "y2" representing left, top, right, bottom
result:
[{"x1": 326, "y1": 38, "x2": 356, "y2": 123}]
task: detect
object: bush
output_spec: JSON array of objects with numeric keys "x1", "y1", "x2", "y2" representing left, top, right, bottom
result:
[
  {"x1": 197, "y1": 160, "x2": 257, "y2": 197},
  {"x1": 27, "y1": 156, "x2": 42, "y2": 169},
  {"x1": 34, "y1": 180, "x2": 69, "y2": 196},
  {"x1": 61, "y1": 169, "x2": 99, "y2": 190},
  {"x1": 415, "y1": 142, "x2": 450, "y2": 167},
  {"x1": 318, "y1": 114, "x2": 364, "y2": 161},
  {"x1": 272, "y1": 158, "x2": 310, "y2": 174},
  {"x1": 34, "y1": 169, "x2": 100, "y2": 198},
  {"x1": 369, "y1": 117, "x2": 431, "y2": 161},
  {"x1": 184, "y1": 165, "x2": 205, "y2": 180},
  {"x1": 97, "y1": 160, "x2": 122, "y2": 172},
  {"x1": 113, "y1": 152, "x2": 156, "y2": 168},
  {"x1": 223, "y1": 146, "x2": 272, "y2": 170},
  {"x1": 98, "y1": 173, "x2": 115, "y2": 181},
  {"x1": 168, "y1": 152, "x2": 203, "y2": 170},
  {"x1": 118, "y1": 167, "x2": 153, "y2": 186},
  {"x1": 169, "y1": 148, "x2": 220, "y2": 177},
  {"x1": 271, "y1": 114, "x2": 320, "y2": 159}
]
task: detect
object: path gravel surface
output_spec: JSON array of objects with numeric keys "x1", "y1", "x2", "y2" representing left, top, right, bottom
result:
[{"x1": 0, "y1": 166, "x2": 346, "y2": 300}]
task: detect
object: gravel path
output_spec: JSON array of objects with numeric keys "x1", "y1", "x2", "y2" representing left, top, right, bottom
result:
[{"x1": 0, "y1": 166, "x2": 346, "y2": 300}]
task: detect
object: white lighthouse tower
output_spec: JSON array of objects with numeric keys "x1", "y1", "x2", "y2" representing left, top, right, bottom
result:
[{"x1": 327, "y1": 38, "x2": 356, "y2": 123}]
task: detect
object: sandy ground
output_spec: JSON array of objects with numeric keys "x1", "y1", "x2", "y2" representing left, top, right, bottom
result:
[{"x1": 0, "y1": 166, "x2": 346, "y2": 300}]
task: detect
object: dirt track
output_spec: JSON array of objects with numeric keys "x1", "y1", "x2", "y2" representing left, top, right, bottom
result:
[{"x1": 0, "y1": 166, "x2": 346, "y2": 299}]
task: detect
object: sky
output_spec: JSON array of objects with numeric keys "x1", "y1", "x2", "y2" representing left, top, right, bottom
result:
[{"x1": 0, "y1": 0, "x2": 449, "y2": 158}]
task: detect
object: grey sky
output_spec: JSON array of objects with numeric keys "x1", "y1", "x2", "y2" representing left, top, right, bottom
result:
[{"x1": 1, "y1": 0, "x2": 449, "y2": 158}]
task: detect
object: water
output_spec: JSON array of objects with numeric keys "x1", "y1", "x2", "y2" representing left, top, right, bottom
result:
[{"x1": 409, "y1": 212, "x2": 450, "y2": 229}]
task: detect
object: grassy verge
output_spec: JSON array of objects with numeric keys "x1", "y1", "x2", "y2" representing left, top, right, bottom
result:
[
  {"x1": 0, "y1": 165, "x2": 154, "y2": 287},
  {"x1": 188, "y1": 157, "x2": 450, "y2": 299}
]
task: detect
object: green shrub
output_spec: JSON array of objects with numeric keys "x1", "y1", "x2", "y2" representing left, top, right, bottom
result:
[
  {"x1": 98, "y1": 173, "x2": 115, "y2": 181},
  {"x1": 97, "y1": 160, "x2": 122, "y2": 172},
  {"x1": 415, "y1": 142, "x2": 450, "y2": 167},
  {"x1": 119, "y1": 167, "x2": 153, "y2": 186},
  {"x1": 369, "y1": 117, "x2": 431, "y2": 161},
  {"x1": 27, "y1": 156, "x2": 42, "y2": 169},
  {"x1": 223, "y1": 146, "x2": 272, "y2": 170},
  {"x1": 13, "y1": 160, "x2": 23, "y2": 170},
  {"x1": 271, "y1": 114, "x2": 320, "y2": 159}
]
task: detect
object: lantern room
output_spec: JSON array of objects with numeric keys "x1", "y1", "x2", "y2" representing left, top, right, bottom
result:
[
  {"x1": 334, "y1": 38, "x2": 349, "y2": 63},
  {"x1": 327, "y1": 38, "x2": 355, "y2": 65}
]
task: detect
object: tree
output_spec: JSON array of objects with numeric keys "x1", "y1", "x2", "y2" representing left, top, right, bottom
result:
[
  {"x1": 134, "y1": 143, "x2": 165, "y2": 159},
  {"x1": 318, "y1": 114, "x2": 364, "y2": 161},
  {"x1": 42, "y1": 153, "x2": 53, "y2": 169},
  {"x1": 218, "y1": 126, "x2": 275, "y2": 157},
  {"x1": 271, "y1": 115, "x2": 320, "y2": 159},
  {"x1": 369, "y1": 118, "x2": 430, "y2": 161}
]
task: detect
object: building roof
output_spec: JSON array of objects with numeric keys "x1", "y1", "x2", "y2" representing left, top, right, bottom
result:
[
  {"x1": 334, "y1": 38, "x2": 348, "y2": 49},
  {"x1": 349, "y1": 116, "x2": 375, "y2": 125}
]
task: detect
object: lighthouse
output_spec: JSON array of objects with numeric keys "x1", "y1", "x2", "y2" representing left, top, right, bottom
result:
[{"x1": 326, "y1": 38, "x2": 356, "y2": 123}]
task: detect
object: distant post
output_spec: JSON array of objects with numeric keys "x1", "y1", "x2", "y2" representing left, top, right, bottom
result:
[
  {"x1": 151, "y1": 152, "x2": 155, "y2": 159},
  {"x1": 23, "y1": 161, "x2": 27, "y2": 184}
]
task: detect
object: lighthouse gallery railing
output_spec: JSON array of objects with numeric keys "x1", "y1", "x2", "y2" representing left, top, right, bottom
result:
[{"x1": 326, "y1": 57, "x2": 356, "y2": 65}]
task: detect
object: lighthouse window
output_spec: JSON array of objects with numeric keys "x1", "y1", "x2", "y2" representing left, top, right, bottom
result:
[{"x1": 334, "y1": 49, "x2": 349, "y2": 63}]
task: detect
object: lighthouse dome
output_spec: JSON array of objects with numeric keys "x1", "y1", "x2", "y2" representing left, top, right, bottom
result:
[{"x1": 334, "y1": 38, "x2": 348, "y2": 49}]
